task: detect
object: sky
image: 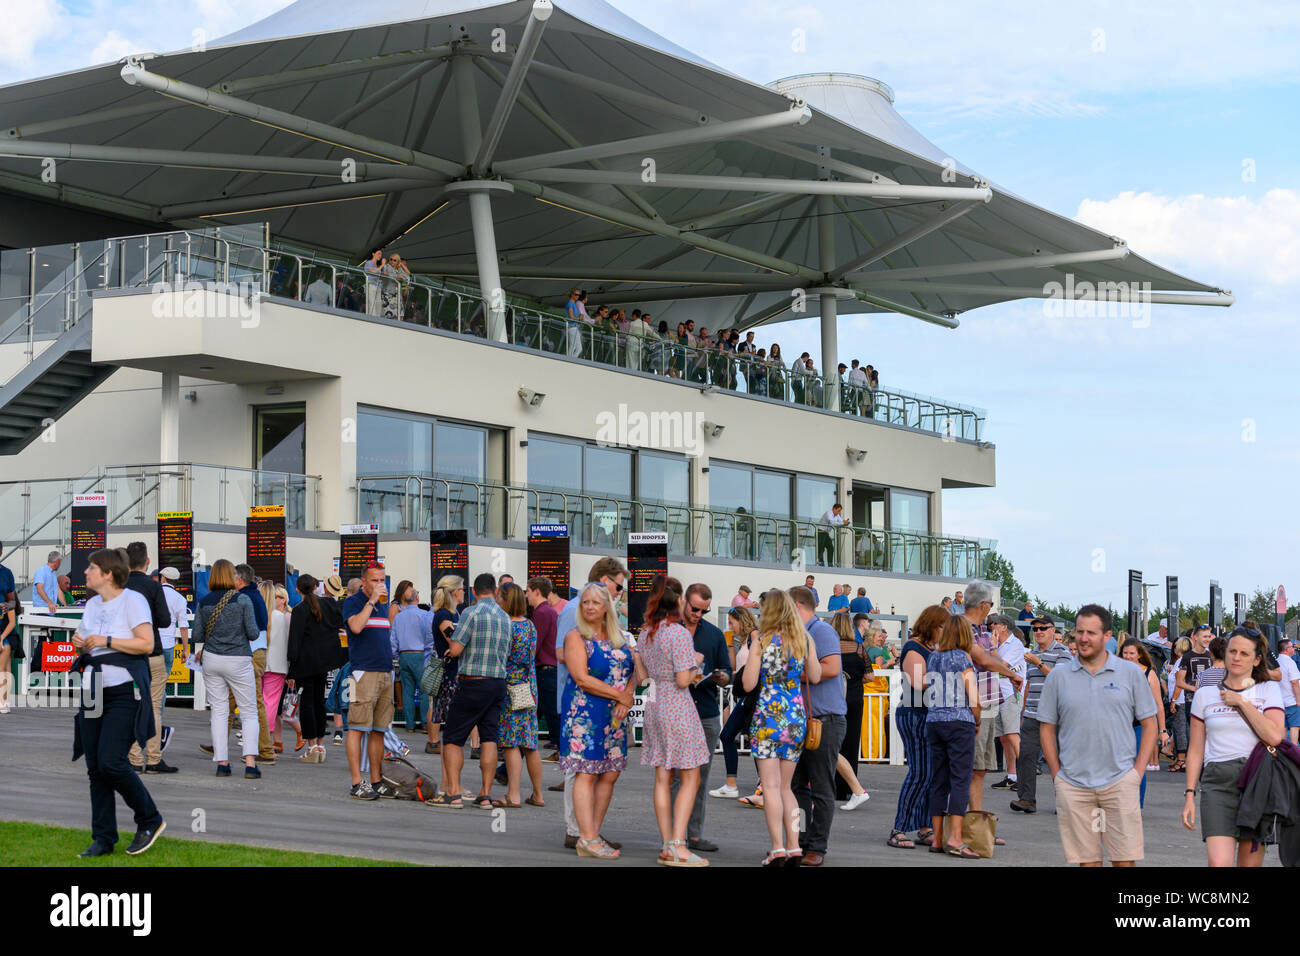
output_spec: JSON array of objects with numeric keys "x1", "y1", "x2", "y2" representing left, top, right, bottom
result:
[{"x1": 2, "y1": 0, "x2": 1297, "y2": 612}]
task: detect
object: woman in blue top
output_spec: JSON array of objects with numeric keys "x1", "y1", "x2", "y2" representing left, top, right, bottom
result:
[
  {"x1": 889, "y1": 604, "x2": 947, "y2": 849},
  {"x1": 925, "y1": 614, "x2": 982, "y2": 858},
  {"x1": 425, "y1": 575, "x2": 463, "y2": 756}
]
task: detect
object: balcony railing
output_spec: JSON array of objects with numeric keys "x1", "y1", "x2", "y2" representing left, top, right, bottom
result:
[
  {"x1": 1, "y1": 226, "x2": 986, "y2": 440},
  {"x1": 355, "y1": 474, "x2": 994, "y2": 579},
  {"x1": 0, "y1": 462, "x2": 321, "y2": 584}
]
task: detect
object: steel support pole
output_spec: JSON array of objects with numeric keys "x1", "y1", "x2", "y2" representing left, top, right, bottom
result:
[{"x1": 159, "y1": 371, "x2": 180, "y2": 511}]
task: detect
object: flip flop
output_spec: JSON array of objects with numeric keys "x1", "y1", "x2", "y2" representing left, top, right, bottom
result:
[
  {"x1": 994, "y1": 837, "x2": 1006, "y2": 846},
  {"x1": 525, "y1": 796, "x2": 546, "y2": 807},
  {"x1": 928, "y1": 843, "x2": 946, "y2": 854},
  {"x1": 738, "y1": 795, "x2": 764, "y2": 809},
  {"x1": 946, "y1": 842, "x2": 981, "y2": 859},
  {"x1": 491, "y1": 798, "x2": 521, "y2": 809}
]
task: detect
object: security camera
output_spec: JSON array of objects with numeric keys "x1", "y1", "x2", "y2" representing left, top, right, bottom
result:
[
  {"x1": 517, "y1": 387, "x2": 546, "y2": 407},
  {"x1": 846, "y1": 446, "x2": 867, "y2": 463},
  {"x1": 701, "y1": 420, "x2": 725, "y2": 438}
]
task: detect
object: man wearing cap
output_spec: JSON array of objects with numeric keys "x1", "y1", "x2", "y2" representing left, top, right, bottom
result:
[
  {"x1": 731, "y1": 585, "x2": 758, "y2": 609},
  {"x1": 1011, "y1": 616, "x2": 1072, "y2": 812},
  {"x1": 1143, "y1": 618, "x2": 1172, "y2": 672}
]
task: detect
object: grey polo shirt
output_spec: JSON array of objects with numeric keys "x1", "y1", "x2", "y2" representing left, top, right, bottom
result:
[{"x1": 1038, "y1": 652, "x2": 1157, "y2": 790}]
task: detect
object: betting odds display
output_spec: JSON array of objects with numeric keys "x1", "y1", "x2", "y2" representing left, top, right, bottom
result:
[
  {"x1": 246, "y1": 505, "x2": 286, "y2": 585},
  {"x1": 68, "y1": 493, "x2": 107, "y2": 602},
  {"x1": 626, "y1": 532, "x2": 668, "y2": 633},
  {"x1": 429, "y1": 529, "x2": 469, "y2": 592},
  {"x1": 527, "y1": 524, "x2": 570, "y2": 597},
  {"x1": 156, "y1": 511, "x2": 194, "y2": 601},
  {"x1": 339, "y1": 524, "x2": 379, "y2": 582}
]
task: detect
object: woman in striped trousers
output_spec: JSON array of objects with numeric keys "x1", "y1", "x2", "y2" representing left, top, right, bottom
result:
[{"x1": 888, "y1": 606, "x2": 946, "y2": 849}]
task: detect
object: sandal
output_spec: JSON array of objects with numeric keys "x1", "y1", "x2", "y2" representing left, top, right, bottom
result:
[
  {"x1": 994, "y1": 837, "x2": 1006, "y2": 846},
  {"x1": 946, "y1": 842, "x2": 981, "y2": 859},
  {"x1": 887, "y1": 829, "x2": 916, "y2": 849},
  {"x1": 427, "y1": 792, "x2": 463, "y2": 809},
  {"x1": 491, "y1": 798, "x2": 521, "y2": 809},
  {"x1": 929, "y1": 843, "x2": 947, "y2": 854},
  {"x1": 470, "y1": 795, "x2": 494, "y2": 809},
  {"x1": 916, "y1": 829, "x2": 935, "y2": 846},
  {"x1": 760, "y1": 850, "x2": 788, "y2": 867},
  {"x1": 738, "y1": 794, "x2": 764, "y2": 809},
  {"x1": 525, "y1": 795, "x2": 546, "y2": 807},
  {"x1": 576, "y1": 838, "x2": 619, "y2": 860},
  {"x1": 660, "y1": 839, "x2": 708, "y2": 867},
  {"x1": 784, "y1": 850, "x2": 803, "y2": 868}
]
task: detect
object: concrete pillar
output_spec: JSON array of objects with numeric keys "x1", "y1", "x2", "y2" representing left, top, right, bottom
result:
[
  {"x1": 159, "y1": 370, "x2": 180, "y2": 510},
  {"x1": 816, "y1": 191, "x2": 838, "y2": 407}
]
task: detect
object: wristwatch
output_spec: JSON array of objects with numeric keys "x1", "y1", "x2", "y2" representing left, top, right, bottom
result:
[
  {"x1": 105, "y1": 635, "x2": 112, "y2": 649},
  {"x1": 1184, "y1": 788, "x2": 1196, "y2": 795}
]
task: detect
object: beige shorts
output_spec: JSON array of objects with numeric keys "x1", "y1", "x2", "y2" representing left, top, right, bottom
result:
[
  {"x1": 973, "y1": 712, "x2": 998, "y2": 770},
  {"x1": 1054, "y1": 768, "x2": 1144, "y2": 864},
  {"x1": 347, "y1": 670, "x2": 394, "y2": 732}
]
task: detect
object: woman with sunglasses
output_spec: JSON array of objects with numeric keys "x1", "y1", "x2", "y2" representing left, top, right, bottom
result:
[{"x1": 1182, "y1": 628, "x2": 1285, "y2": 866}]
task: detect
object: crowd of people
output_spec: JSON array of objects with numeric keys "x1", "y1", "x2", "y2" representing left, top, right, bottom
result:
[
  {"x1": 9, "y1": 540, "x2": 1297, "y2": 867},
  {"x1": 272, "y1": 254, "x2": 888, "y2": 414}
]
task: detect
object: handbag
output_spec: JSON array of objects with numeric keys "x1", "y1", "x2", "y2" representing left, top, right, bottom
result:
[
  {"x1": 507, "y1": 681, "x2": 535, "y2": 711},
  {"x1": 957, "y1": 809, "x2": 998, "y2": 857},
  {"x1": 281, "y1": 688, "x2": 301, "y2": 719},
  {"x1": 419, "y1": 656, "x2": 445, "y2": 697},
  {"x1": 803, "y1": 682, "x2": 822, "y2": 751}
]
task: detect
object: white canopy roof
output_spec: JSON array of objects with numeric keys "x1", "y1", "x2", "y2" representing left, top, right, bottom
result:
[{"x1": 0, "y1": 0, "x2": 1230, "y2": 328}]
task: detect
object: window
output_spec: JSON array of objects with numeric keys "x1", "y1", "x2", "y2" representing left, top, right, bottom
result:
[
  {"x1": 796, "y1": 475, "x2": 836, "y2": 521},
  {"x1": 255, "y1": 405, "x2": 305, "y2": 475},
  {"x1": 708, "y1": 462, "x2": 752, "y2": 513},
  {"x1": 435, "y1": 421, "x2": 487, "y2": 481},
  {"x1": 528, "y1": 436, "x2": 582, "y2": 493},
  {"x1": 638, "y1": 453, "x2": 689, "y2": 506},
  {"x1": 890, "y1": 489, "x2": 930, "y2": 533},
  {"x1": 358, "y1": 409, "x2": 432, "y2": 477}
]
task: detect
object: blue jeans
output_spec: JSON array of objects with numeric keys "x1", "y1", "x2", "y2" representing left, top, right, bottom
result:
[
  {"x1": 398, "y1": 652, "x2": 424, "y2": 730},
  {"x1": 327, "y1": 663, "x2": 351, "y2": 729}
]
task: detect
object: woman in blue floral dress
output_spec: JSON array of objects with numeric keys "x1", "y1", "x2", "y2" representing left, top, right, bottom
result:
[
  {"x1": 491, "y1": 583, "x2": 543, "y2": 809},
  {"x1": 741, "y1": 589, "x2": 822, "y2": 866},
  {"x1": 560, "y1": 583, "x2": 636, "y2": 860}
]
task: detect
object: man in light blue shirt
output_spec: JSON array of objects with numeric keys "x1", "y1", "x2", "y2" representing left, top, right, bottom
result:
[
  {"x1": 790, "y1": 585, "x2": 845, "y2": 866},
  {"x1": 391, "y1": 586, "x2": 433, "y2": 732},
  {"x1": 554, "y1": 558, "x2": 627, "y2": 849},
  {"x1": 32, "y1": 551, "x2": 61, "y2": 613}
]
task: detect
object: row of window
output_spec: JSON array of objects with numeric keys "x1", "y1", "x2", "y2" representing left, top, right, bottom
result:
[{"x1": 351, "y1": 406, "x2": 930, "y2": 532}]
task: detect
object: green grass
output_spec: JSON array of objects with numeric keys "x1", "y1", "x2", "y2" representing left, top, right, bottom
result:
[{"x1": 0, "y1": 820, "x2": 421, "y2": 867}]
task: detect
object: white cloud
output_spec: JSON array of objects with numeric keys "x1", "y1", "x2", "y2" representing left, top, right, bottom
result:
[
  {"x1": 0, "y1": 0, "x2": 64, "y2": 69},
  {"x1": 88, "y1": 29, "x2": 138, "y2": 67},
  {"x1": 1076, "y1": 189, "x2": 1300, "y2": 286}
]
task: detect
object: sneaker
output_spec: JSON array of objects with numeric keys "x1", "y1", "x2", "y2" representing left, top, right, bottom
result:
[
  {"x1": 840, "y1": 791, "x2": 871, "y2": 811},
  {"x1": 245, "y1": 764, "x2": 262, "y2": 779},
  {"x1": 471, "y1": 747, "x2": 482, "y2": 760},
  {"x1": 332, "y1": 732, "x2": 344, "y2": 745},
  {"x1": 146, "y1": 761, "x2": 179, "y2": 774},
  {"x1": 1010, "y1": 799, "x2": 1037, "y2": 813},
  {"x1": 424, "y1": 741, "x2": 441, "y2": 755},
  {"x1": 216, "y1": 763, "x2": 232, "y2": 777},
  {"x1": 125, "y1": 820, "x2": 166, "y2": 856},
  {"x1": 130, "y1": 763, "x2": 144, "y2": 773},
  {"x1": 159, "y1": 725, "x2": 174, "y2": 753},
  {"x1": 78, "y1": 840, "x2": 114, "y2": 858},
  {"x1": 709, "y1": 784, "x2": 739, "y2": 799},
  {"x1": 991, "y1": 776, "x2": 1016, "y2": 790},
  {"x1": 372, "y1": 780, "x2": 400, "y2": 799},
  {"x1": 254, "y1": 753, "x2": 277, "y2": 764},
  {"x1": 350, "y1": 782, "x2": 379, "y2": 801}
]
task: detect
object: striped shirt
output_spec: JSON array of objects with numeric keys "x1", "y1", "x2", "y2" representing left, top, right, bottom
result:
[
  {"x1": 972, "y1": 622, "x2": 1001, "y2": 707},
  {"x1": 450, "y1": 597, "x2": 512, "y2": 679},
  {"x1": 1023, "y1": 640, "x2": 1072, "y2": 719}
]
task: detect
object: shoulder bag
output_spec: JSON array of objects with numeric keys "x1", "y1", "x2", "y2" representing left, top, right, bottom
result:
[{"x1": 802, "y1": 673, "x2": 822, "y2": 751}]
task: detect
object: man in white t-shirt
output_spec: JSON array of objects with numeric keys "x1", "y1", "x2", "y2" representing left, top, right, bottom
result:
[
  {"x1": 817, "y1": 503, "x2": 845, "y2": 567},
  {"x1": 1277, "y1": 638, "x2": 1300, "y2": 744},
  {"x1": 989, "y1": 614, "x2": 1027, "y2": 790}
]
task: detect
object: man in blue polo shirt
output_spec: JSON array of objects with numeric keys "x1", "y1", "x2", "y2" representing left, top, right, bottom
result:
[
  {"x1": 341, "y1": 562, "x2": 398, "y2": 800},
  {"x1": 848, "y1": 587, "x2": 873, "y2": 615},
  {"x1": 789, "y1": 585, "x2": 845, "y2": 867}
]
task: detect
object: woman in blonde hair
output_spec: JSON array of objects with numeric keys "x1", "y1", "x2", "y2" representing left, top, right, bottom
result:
[
  {"x1": 741, "y1": 589, "x2": 822, "y2": 866},
  {"x1": 425, "y1": 575, "x2": 464, "y2": 755},
  {"x1": 260, "y1": 582, "x2": 300, "y2": 753},
  {"x1": 560, "y1": 582, "x2": 636, "y2": 860}
]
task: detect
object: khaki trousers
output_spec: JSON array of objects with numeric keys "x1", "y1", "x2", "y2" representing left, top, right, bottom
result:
[
  {"x1": 127, "y1": 655, "x2": 168, "y2": 767},
  {"x1": 227, "y1": 648, "x2": 274, "y2": 758}
]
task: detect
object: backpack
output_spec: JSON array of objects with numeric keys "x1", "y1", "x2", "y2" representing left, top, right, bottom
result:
[{"x1": 379, "y1": 755, "x2": 437, "y2": 802}]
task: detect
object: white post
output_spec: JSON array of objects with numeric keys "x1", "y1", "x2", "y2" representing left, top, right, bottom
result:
[
  {"x1": 468, "y1": 190, "x2": 507, "y2": 343},
  {"x1": 817, "y1": 188, "x2": 839, "y2": 408},
  {"x1": 160, "y1": 370, "x2": 180, "y2": 510}
]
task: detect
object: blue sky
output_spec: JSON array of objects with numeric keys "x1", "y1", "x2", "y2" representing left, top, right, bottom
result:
[{"x1": 4, "y1": 0, "x2": 1297, "y2": 611}]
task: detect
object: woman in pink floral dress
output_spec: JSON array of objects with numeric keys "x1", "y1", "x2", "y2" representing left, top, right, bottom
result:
[{"x1": 637, "y1": 575, "x2": 709, "y2": 867}]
